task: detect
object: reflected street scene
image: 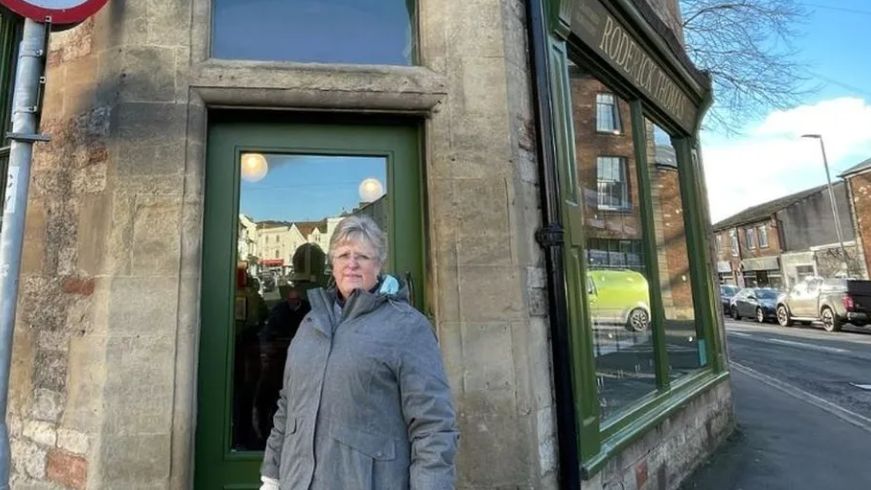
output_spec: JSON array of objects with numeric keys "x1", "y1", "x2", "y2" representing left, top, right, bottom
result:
[{"x1": 231, "y1": 153, "x2": 388, "y2": 451}]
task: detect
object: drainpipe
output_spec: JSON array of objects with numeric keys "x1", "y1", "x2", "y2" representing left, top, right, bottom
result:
[
  {"x1": 525, "y1": 0, "x2": 581, "y2": 488},
  {"x1": 0, "y1": 18, "x2": 48, "y2": 490}
]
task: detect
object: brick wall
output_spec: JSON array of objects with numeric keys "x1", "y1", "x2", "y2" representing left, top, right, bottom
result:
[{"x1": 847, "y1": 172, "x2": 871, "y2": 276}]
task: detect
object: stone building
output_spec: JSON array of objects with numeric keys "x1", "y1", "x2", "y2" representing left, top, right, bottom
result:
[
  {"x1": 4, "y1": 0, "x2": 732, "y2": 489},
  {"x1": 713, "y1": 182, "x2": 864, "y2": 289}
]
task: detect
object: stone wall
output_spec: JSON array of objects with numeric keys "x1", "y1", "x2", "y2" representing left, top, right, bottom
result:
[
  {"x1": 586, "y1": 380, "x2": 733, "y2": 490},
  {"x1": 846, "y1": 172, "x2": 871, "y2": 276}
]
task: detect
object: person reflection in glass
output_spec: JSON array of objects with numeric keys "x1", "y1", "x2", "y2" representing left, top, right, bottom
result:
[
  {"x1": 253, "y1": 287, "x2": 310, "y2": 442},
  {"x1": 259, "y1": 216, "x2": 458, "y2": 490}
]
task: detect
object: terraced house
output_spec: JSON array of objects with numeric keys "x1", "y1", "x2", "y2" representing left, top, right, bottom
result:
[{"x1": 3, "y1": 0, "x2": 733, "y2": 488}]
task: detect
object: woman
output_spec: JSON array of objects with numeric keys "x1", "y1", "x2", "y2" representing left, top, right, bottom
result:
[{"x1": 260, "y1": 216, "x2": 459, "y2": 489}]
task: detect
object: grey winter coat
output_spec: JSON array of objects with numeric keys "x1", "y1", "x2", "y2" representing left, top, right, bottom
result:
[{"x1": 260, "y1": 282, "x2": 459, "y2": 489}]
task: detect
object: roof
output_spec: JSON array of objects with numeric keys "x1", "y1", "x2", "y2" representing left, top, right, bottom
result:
[
  {"x1": 294, "y1": 219, "x2": 328, "y2": 236},
  {"x1": 839, "y1": 157, "x2": 871, "y2": 178},
  {"x1": 712, "y1": 184, "x2": 829, "y2": 231}
]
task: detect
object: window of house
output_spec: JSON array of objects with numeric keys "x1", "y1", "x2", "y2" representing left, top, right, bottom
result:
[
  {"x1": 745, "y1": 227, "x2": 756, "y2": 249},
  {"x1": 597, "y1": 156, "x2": 630, "y2": 210},
  {"x1": 758, "y1": 224, "x2": 769, "y2": 248},
  {"x1": 596, "y1": 93, "x2": 622, "y2": 133},
  {"x1": 730, "y1": 230, "x2": 739, "y2": 256},
  {"x1": 211, "y1": 0, "x2": 416, "y2": 65},
  {"x1": 716, "y1": 234, "x2": 723, "y2": 254}
]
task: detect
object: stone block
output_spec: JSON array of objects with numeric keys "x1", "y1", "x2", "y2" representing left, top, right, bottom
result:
[
  {"x1": 21, "y1": 199, "x2": 47, "y2": 276},
  {"x1": 57, "y1": 429, "x2": 90, "y2": 455},
  {"x1": 457, "y1": 266, "x2": 524, "y2": 321},
  {"x1": 456, "y1": 413, "x2": 527, "y2": 486},
  {"x1": 98, "y1": 433, "x2": 171, "y2": 486},
  {"x1": 33, "y1": 350, "x2": 67, "y2": 393},
  {"x1": 116, "y1": 46, "x2": 177, "y2": 103},
  {"x1": 76, "y1": 193, "x2": 113, "y2": 276},
  {"x1": 63, "y1": 334, "x2": 106, "y2": 433},
  {"x1": 460, "y1": 56, "x2": 509, "y2": 117},
  {"x1": 452, "y1": 178, "x2": 510, "y2": 235},
  {"x1": 32, "y1": 388, "x2": 64, "y2": 424},
  {"x1": 448, "y1": 1, "x2": 504, "y2": 59},
  {"x1": 131, "y1": 198, "x2": 182, "y2": 276},
  {"x1": 107, "y1": 276, "x2": 178, "y2": 338},
  {"x1": 24, "y1": 420, "x2": 57, "y2": 447},
  {"x1": 71, "y1": 162, "x2": 108, "y2": 194},
  {"x1": 12, "y1": 437, "x2": 47, "y2": 480},
  {"x1": 460, "y1": 322, "x2": 515, "y2": 392},
  {"x1": 103, "y1": 335, "x2": 174, "y2": 435},
  {"x1": 112, "y1": 102, "x2": 187, "y2": 148},
  {"x1": 46, "y1": 449, "x2": 88, "y2": 490}
]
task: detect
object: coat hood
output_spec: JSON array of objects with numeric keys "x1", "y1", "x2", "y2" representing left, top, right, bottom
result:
[{"x1": 307, "y1": 274, "x2": 411, "y2": 331}]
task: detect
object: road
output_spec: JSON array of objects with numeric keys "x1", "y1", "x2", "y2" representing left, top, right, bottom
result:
[{"x1": 682, "y1": 318, "x2": 871, "y2": 489}]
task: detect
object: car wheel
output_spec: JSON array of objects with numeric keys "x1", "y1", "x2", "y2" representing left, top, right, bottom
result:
[
  {"x1": 756, "y1": 307, "x2": 765, "y2": 323},
  {"x1": 821, "y1": 307, "x2": 842, "y2": 332},
  {"x1": 626, "y1": 308, "x2": 650, "y2": 332},
  {"x1": 776, "y1": 305, "x2": 793, "y2": 327},
  {"x1": 731, "y1": 306, "x2": 740, "y2": 320}
]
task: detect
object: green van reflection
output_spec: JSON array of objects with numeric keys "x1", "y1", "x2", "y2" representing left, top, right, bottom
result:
[{"x1": 587, "y1": 269, "x2": 651, "y2": 332}]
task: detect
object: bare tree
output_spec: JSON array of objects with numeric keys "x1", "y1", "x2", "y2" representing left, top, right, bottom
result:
[{"x1": 681, "y1": 0, "x2": 812, "y2": 132}]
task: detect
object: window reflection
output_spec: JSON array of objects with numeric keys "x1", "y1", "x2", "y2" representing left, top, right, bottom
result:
[
  {"x1": 569, "y1": 60, "x2": 657, "y2": 420},
  {"x1": 645, "y1": 120, "x2": 706, "y2": 381},
  {"x1": 232, "y1": 153, "x2": 388, "y2": 451},
  {"x1": 212, "y1": 0, "x2": 415, "y2": 65}
]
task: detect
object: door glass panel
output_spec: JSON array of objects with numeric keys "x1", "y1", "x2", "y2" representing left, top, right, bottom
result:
[
  {"x1": 212, "y1": 0, "x2": 415, "y2": 65},
  {"x1": 568, "y1": 60, "x2": 657, "y2": 420},
  {"x1": 232, "y1": 153, "x2": 388, "y2": 451},
  {"x1": 644, "y1": 120, "x2": 706, "y2": 380}
]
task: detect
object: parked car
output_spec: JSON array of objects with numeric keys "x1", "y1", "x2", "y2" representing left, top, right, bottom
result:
[
  {"x1": 720, "y1": 284, "x2": 739, "y2": 312},
  {"x1": 587, "y1": 269, "x2": 651, "y2": 332},
  {"x1": 776, "y1": 278, "x2": 871, "y2": 332},
  {"x1": 729, "y1": 288, "x2": 779, "y2": 323}
]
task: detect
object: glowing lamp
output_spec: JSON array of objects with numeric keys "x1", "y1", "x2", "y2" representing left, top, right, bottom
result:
[
  {"x1": 240, "y1": 153, "x2": 268, "y2": 182},
  {"x1": 358, "y1": 178, "x2": 385, "y2": 202}
]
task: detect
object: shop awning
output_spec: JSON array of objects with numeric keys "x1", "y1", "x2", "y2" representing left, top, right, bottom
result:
[{"x1": 741, "y1": 256, "x2": 779, "y2": 271}]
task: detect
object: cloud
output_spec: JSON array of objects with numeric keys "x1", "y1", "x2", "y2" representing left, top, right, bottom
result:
[{"x1": 702, "y1": 97, "x2": 871, "y2": 223}]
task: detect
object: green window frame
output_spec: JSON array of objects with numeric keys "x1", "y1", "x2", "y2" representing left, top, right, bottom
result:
[{"x1": 549, "y1": 40, "x2": 728, "y2": 477}]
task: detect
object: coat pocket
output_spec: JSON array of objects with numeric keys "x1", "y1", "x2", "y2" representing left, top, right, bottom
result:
[{"x1": 331, "y1": 424, "x2": 396, "y2": 461}]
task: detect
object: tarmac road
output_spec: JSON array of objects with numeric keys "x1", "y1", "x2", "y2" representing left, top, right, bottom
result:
[{"x1": 681, "y1": 318, "x2": 871, "y2": 489}]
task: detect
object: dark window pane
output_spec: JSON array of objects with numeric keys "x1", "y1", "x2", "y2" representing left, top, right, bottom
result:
[{"x1": 212, "y1": 0, "x2": 415, "y2": 65}]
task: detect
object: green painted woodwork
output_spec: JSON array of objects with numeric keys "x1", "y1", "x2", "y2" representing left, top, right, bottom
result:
[
  {"x1": 195, "y1": 112, "x2": 424, "y2": 489},
  {"x1": 543, "y1": 0, "x2": 725, "y2": 474},
  {"x1": 629, "y1": 102, "x2": 672, "y2": 394},
  {"x1": 548, "y1": 39, "x2": 602, "y2": 461}
]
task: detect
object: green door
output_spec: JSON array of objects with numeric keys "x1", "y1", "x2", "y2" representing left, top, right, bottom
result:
[{"x1": 195, "y1": 112, "x2": 424, "y2": 489}]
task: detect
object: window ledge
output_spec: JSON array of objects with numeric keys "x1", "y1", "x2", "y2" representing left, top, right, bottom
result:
[
  {"x1": 191, "y1": 61, "x2": 447, "y2": 114},
  {"x1": 580, "y1": 369, "x2": 730, "y2": 479}
]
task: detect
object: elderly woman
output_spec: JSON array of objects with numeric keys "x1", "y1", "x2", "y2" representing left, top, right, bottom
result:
[{"x1": 260, "y1": 215, "x2": 459, "y2": 490}]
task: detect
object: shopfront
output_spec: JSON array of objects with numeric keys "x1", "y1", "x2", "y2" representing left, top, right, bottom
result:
[
  {"x1": 6, "y1": 1, "x2": 732, "y2": 489},
  {"x1": 532, "y1": 0, "x2": 732, "y2": 485}
]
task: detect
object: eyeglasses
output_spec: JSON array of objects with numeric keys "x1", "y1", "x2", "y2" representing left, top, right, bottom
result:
[{"x1": 333, "y1": 252, "x2": 375, "y2": 266}]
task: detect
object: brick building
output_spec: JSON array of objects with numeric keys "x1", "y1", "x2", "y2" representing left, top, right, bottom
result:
[
  {"x1": 840, "y1": 156, "x2": 871, "y2": 282},
  {"x1": 2, "y1": 1, "x2": 732, "y2": 489},
  {"x1": 713, "y1": 182, "x2": 864, "y2": 289}
]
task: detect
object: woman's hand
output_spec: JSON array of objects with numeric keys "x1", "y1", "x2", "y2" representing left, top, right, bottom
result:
[{"x1": 259, "y1": 476, "x2": 280, "y2": 490}]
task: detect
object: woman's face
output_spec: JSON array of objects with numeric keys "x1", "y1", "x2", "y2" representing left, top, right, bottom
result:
[{"x1": 332, "y1": 239, "x2": 381, "y2": 298}]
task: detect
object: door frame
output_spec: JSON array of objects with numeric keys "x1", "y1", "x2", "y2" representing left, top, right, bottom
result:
[{"x1": 194, "y1": 111, "x2": 425, "y2": 489}]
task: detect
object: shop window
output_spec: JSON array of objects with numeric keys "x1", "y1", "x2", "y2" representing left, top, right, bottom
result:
[
  {"x1": 645, "y1": 118, "x2": 705, "y2": 382},
  {"x1": 211, "y1": 0, "x2": 416, "y2": 65},
  {"x1": 758, "y1": 224, "x2": 769, "y2": 248},
  {"x1": 569, "y1": 61, "x2": 656, "y2": 420},
  {"x1": 745, "y1": 227, "x2": 756, "y2": 249},
  {"x1": 596, "y1": 156, "x2": 630, "y2": 210},
  {"x1": 730, "y1": 230, "x2": 739, "y2": 256},
  {"x1": 596, "y1": 93, "x2": 622, "y2": 133}
]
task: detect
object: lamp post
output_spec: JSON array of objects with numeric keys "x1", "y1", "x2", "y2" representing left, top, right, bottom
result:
[{"x1": 801, "y1": 134, "x2": 849, "y2": 275}]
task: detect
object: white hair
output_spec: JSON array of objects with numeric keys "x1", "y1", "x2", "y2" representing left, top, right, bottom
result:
[{"x1": 328, "y1": 215, "x2": 388, "y2": 265}]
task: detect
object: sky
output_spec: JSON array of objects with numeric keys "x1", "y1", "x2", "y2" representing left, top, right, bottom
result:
[
  {"x1": 240, "y1": 155, "x2": 386, "y2": 223},
  {"x1": 701, "y1": 1, "x2": 871, "y2": 223}
]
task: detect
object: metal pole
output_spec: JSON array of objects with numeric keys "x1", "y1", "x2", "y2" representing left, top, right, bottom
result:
[
  {"x1": 0, "y1": 19, "x2": 47, "y2": 490},
  {"x1": 817, "y1": 137, "x2": 850, "y2": 274}
]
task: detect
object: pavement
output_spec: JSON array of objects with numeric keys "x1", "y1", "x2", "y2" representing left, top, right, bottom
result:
[{"x1": 680, "y1": 322, "x2": 871, "y2": 490}]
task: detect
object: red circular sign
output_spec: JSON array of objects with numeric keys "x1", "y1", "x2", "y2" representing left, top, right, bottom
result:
[{"x1": 0, "y1": 0, "x2": 109, "y2": 25}]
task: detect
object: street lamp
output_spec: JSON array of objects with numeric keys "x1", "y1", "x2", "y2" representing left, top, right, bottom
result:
[{"x1": 801, "y1": 134, "x2": 849, "y2": 275}]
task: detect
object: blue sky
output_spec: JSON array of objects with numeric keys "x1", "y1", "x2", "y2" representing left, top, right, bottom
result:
[
  {"x1": 702, "y1": 1, "x2": 871, "y2": 222},
  {"x1": 240, "y1": 155, "x2": 386, "y2": 223}
]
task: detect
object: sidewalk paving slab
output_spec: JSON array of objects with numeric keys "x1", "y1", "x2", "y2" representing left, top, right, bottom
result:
[{"x1": 680, "y1": 368, "x2": 871, "y2": 490}]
